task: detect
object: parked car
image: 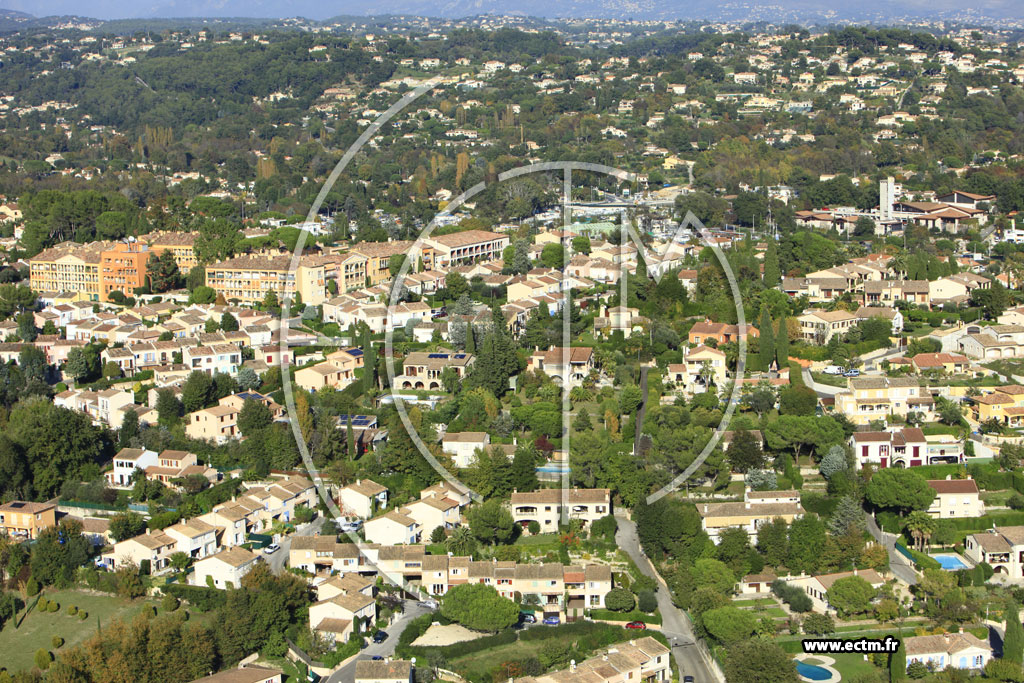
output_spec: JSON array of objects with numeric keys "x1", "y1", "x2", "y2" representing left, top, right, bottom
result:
[
  {"x1": 371, "y1": 656, "x2": 384, "y2": 661},
  {"x1": 372, "y1": 631, "x2": 388, "y2": 644},
  {"x1": 262, "y1": 543, "x2": 280, "y2": 555},
  {"x1": 519, "y1": 612, "x2": 537, "y2": 624},
  {"x1": 625, "y1": 621, "x2": 647, "y2": 630},
  {"x1": 542, "y1": 616, "x2": 560, "y2": 626},
  {"x1": 340, "y1": 520, "x2": 362, "y2": 532},
  {"x1": 683, "y1": 676, "x2": 695, "y2": 683},
  {"x1": 823, "y1": 365, "x2": 844, "y2": 375},
  {"x1": 843, "y1": 369, "x2": 860, "y2": 377},
  {"x1": 418, "y1": 600, "x2": 438, "y2": 609}
]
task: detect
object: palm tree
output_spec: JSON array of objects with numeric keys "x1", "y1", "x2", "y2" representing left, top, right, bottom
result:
[
  {"x1": 888, "y1": 252, "x2": 907, "y2": 280},
  {"x1": 445, "y1": 526, "x2": 477, "y2": 556},
  {"x1": 904, "y1": 511, "x2": 936, "y2": 553}
]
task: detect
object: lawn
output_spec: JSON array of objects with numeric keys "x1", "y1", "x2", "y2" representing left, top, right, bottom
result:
[
  {"x1": 0, "y1": 589, "x2": 158, "y2": 673},
  {"x1": 732, "y1": 598, "x2": 778, "y2": 607},
  {"x1": 828, "y1": 652, "x2": 883, "y2": 679}
]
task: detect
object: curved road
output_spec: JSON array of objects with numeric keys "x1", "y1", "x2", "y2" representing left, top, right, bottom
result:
[{"x1": 326, "y1": 601, "x2": 432, "y2": 683}]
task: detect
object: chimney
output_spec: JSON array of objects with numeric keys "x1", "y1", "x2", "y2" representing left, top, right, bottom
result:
[{"x1": 745, "y1": 502, "x2": 751, "y2": 510}]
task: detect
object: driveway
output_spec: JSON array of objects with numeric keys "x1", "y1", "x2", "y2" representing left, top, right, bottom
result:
[
  {"x1": 265, "y1": 515, "x2": 326, "y2": 575},
  {"x1": 615, "y1": 516, "x2": 723, "y2": 683},
  {"x1": 327, "y1": 601, "x2": 433, "y2": 682}
]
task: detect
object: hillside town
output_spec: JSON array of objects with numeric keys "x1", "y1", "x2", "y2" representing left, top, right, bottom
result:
[{"x1": 6, "y1": 9, "x2": 1024, "y2": 683}]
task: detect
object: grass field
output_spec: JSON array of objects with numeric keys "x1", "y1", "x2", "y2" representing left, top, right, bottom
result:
[
  {"x1": 0, "y1": 589, "x2": 157, "y2": 673},
  {"x1": 828, "y1": 652, "x2": 882, "y2": 679}
]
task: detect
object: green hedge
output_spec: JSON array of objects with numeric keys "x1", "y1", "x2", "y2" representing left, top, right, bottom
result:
[
  {"x1": 320, "y1": 637, "x2": 362, "y2": 667},
  {"x1": 895, "y1": 542, "x2": 941, "y2": 570},
  {"x1": 163, "y1": 584, "x2": 228, "y2": 612},
  {"x1": 397, "y1": 628, "x2": 517, "y2": 662},
  {"x1": 588, "y1": 609, "x2": 662, "y2": 625}
]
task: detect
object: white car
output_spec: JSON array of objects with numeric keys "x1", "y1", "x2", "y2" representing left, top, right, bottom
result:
[
  {"x1": 263, "y1": 543, "x2": 281, "y2": 555},
  {"x1": 340, "y1": 520, "x2": 363, "y2": 533}
]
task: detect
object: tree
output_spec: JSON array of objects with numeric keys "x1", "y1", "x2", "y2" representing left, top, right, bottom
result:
[
  {"x1": 389, "y1": 253, "x2": 407, "y2": 277},
  {"x1": 108, "y1": 512, "x2": 146, "y2": 542},
  {"x1": 803, "y1": 612, "x2": 835, "y2": 635},
  {"x1": 726, "y1": 430, "x2": 765, "y2": 473},
  {"x1": 181, "y1": 371, "x2": 214, "y2": 413},
  {"x1": 238, "y1": 399, "x2": 273, "y2": 436},
  {"x1": 826, "y1": 575, "x2": 876, "y2": 618},
  {"x1": 1005, "y1": 600, "x2": 1024, "y2": 665},
  {"x1": 19, "y1": 345, "x2": 47, "y2": 382},
  {"x1": 890, "y1": 635, "x2": 907, "y2": 681},
  {"x1": 819, "y1": 445, "x2": 848, "y2": 479},
  {"x1": 722, "y1": 637, "x2": 799, "y2": 683},
  {"x1": 156, "y1": 388, "x2": 181, "y2": 427},
  {"x1": 779, "y1": 385, "x2": 817, "y2": 416},
  {"x1": 466, "y1": 499, "x2": 515, "y2": 545},
  {"x1": 220, "y1": 312, "x2": 239, "y2": 332},
  {"x1": 866, "y1": 469, "x2": 936, "y2": 516},
  {"x1": 904, "y1": 511, "x2": 937, "y2": 552},
  {"x1": 119, "y1": 408, "x2": 140, "y2": 448},
  {"x1": 775, "y1": 313, "x2": 790, "y2": 368},
  {"x1": 758, "y1": 309, "x2": 775, "y2": 372},
  {"x1": 445, "y1": 526, "x2": 477, "y2": 556},
  {"x1": 757, "y1": 517, "x2": 790, "y2": 568},
  {"x1": 510, "y1": 445, "x2": 539, "y2": 492},
  {"x1": 828, "y1": 496, "x2": 865, "y2": 536},
  {"x1": 263, "y1": 289, "x2": 280, "y2": 311},
  {"x1": 237, "y1": 366, "x2": 260, "y2": 390},
  {"x1": 540, "y1": 243, "x2": 566, "y2": 269},
  {"x1": 604, "y1": 587, "x2": 635, "y2": 612},
  {"x1": 763, "y1": 240, "x2": 780, "y2": 287},
  {"x1": 572, "y1": 235, "x2": 591, "y2": 255},
  {"x1": 147, "y1": 250, "x2": 181, "y2": 292},
  {"x1": 702, "y1": 606, "x2": 757, "y2": 645},
  {"x1": 17, "y1": 312, "x2": 36, "y2": 342},
  {"x1": 692, "y1": 558, "x2": 736, "y2": 595},
  {"x1": 362, "y1": 327, "x2": 376, "y2": 393},
  {"x1": 0, "y1": 284, "x2": 35, "y2": 318},
  {"x1": 189, "y1": 285, "x2": 216, "y2": 304},
  {"x1": 788, "y1": 514, "x2": 827, "y2": 574},
  {"x1": 445, "y1": 272, "x2": 468, "y2": 300},
  {"x1": 440, "y1": 584, "x2": 519, "y2": 632},
  {"x1": 30, "y1": 519, "x2": 90, "y2": 587}
]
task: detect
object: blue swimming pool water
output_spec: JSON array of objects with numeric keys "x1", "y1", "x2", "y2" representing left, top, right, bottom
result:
[
  {"x1": 796, "y1": 661, "x2": 832, "y2": 681},
  {"x1": 933, "y1": 554, "x2": 969, "y2": 571}
]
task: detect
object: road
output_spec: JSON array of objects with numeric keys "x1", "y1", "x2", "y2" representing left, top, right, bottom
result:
[
  {"x1": 865, "y1": 512, "x2": 917, "y2": 586},
  {"x1": 615, "y1": 516, "x2": 723, "y2": 683},
  {"x1": 265, "y1": 515, "x2": 326, "y2": 575},
  {"x1": 327, "y1": 601, "x2": 433, "y2": 683}
]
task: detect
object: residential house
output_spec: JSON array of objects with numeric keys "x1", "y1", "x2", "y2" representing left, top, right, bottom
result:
[
  {"x1": 527, "y1": 347, "x2": 595, "y2": 386},
  {"x1": 699, "y1": 490, "x2": 805, "y2": 544},
  {"x1": 687, "y1": 320, "x2": 758, "y2": 345},
  {"x1": 0, "y1": 501, "x2": 56, "y2": 540},
  {"x1": 106, "y1": 447, "x2": 159, "y2": 487},
  {"x1": 190, "y1": 665, "x2": 284, "y2": 683},
  {"x1": 441, "y1": 432, "x2": 490, "y2": 468},
  {"x1": 790, "y1": 569, "x2": 885, "y2": 613},
  {"x1": 904, "y1": 632, "x2": 992, "y2": 673},
  {"x1": 393, "y1": 350, "x2": 474, "y2": 391},
  {"x1": 363, "y1": 509, "x2": 422, "y2": 545},
  {"x1": 926, "y1": 478, "x2": 984, "y2": 519},
  {"x1": 508, "y1": 488, "x2": 611, "y2": 534},
  {"x1": 834, "y1": 377, "x2": 932, "y2": 425},
  {"x1": 338, "y1": 479, "x2": 388, "y2": 519},
  {"x1": 192, "y1": 547, "x2": 261, "y2": 588}
]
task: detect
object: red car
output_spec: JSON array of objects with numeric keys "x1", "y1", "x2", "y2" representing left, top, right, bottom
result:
[{"x1": 625, "y1": 621, "x2": 646, "y2": 630}]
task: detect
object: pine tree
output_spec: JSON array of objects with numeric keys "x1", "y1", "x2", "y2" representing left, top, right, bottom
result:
[
  {"x1": 775, "y1": 313, "x2": 790, "y2": 370},
  {"x1": 763, "y1": 240, "x2": 780, "y2": 286},
  {"x1": 759, "y1": 308, "x2": 775, "y2": 372}
]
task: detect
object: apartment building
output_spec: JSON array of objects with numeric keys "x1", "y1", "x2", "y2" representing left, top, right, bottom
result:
[
  {"x1": 422, "y1": 229, "x2": 509, "y2": 268},
  {"x1": 508, "y1": 488, "x2": 611, "y2": 534},
  {"x1": 100, "y1": 241, "x2": 150, "y2": 301},
  {"x1": 0, "y1": 501, "x2": 56, "y2": 540},
  {"x1": 146, "y1": 231, "x2": 199, "y2": 273},
  {"x1": 834, "y1": 376, "x2": 932, "y2": 425},
  {"x1": 205, "y1": 254, "x2": 326, "y2": 306},
  {"x1": 926, "y1": 478, "x2": 984, "y2": 519},
  {"x1": 344, "y1": 240, "x2": 419, "y2": 288},
  {"x1": 29, "y1": 241, "x2": 107, "y2": 301}
]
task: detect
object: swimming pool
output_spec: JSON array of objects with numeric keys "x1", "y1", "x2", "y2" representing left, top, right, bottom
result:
[
  {"x1": 932, "y1": 554, "x2": 969, "y2": 571},
  {"x1": 796, "y1": 661, "x2": 833, "y2": 681}
]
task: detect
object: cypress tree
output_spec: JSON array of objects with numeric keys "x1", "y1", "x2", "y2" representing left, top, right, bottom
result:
[
  {"x1": 775, "y1": 313, "x2": 790, "y2": 371},
  {"x1": 1005, "y1": 600, "x2": 1024, "y2": 665},
  {"x1": 362, "y1": 327, "x2": 376, "y2": 393},
  {"x1": 465, "y1": 322, "x2": 476, "y2": 354},
  {"x1": 763, "y1": 240, "x2": 780, "y2": 287},
  {"x1": 346, "y1": 416, "x2": 355, "y2": 459},
  {"x1": 759, "y1": 308, "x2": 775, "y2": 372},
  {"x1": 889, "y1": 633, "x2": 906, "y2": 681}
]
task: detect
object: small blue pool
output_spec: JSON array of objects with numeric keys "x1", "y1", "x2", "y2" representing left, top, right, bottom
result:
[
  {"x1": 796, "y1": 661, "x2": 832, "y2": 681},
  {"x1": 932, "y1": 554, "x2": 969, "y2": 571}
]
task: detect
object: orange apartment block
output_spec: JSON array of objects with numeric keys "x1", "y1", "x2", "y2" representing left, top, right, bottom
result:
[
  {"x1": 100, "y1": 242, "x2": 150, "y2": 301},
  {"x1": 147, "y1": 231, "x2": 200, "y2": 274},
  {"x1": 0, "y1": 501, "x2": 57, "y2": 539}
]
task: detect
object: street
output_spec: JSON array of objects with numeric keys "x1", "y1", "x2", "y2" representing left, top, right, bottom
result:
[
  {"x1": 615, "y1": 516, "x2": 722, "y2": 683},
  {"x1": 264, "y1": 515, "x2": 326, "y2": 575},
  {"x1": 327, "y1": 601, "x2": 433, "y2": 683}
]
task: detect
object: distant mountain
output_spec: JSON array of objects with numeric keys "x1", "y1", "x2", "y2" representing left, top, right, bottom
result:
[{"x1": 0, "y1": 0, "x2": 1022, "y2": 22}]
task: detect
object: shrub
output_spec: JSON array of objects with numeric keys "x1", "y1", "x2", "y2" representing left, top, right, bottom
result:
[
  {"x1": 79, "y1": 611, "x2": 88, "y2": 620},
  {"x1": 67, "y1": 605, "x2": 77, "y2": 616},
  {"x1": 161, "y1": 594, "x2": 179, "y2": 612},
  {"x1": 26, "y1": 577, "x2": 39, "y2": 597},
  {"x1": 637, "y1": 590, "x2": 658, "y2": 614},
  {"x1": 604, "y1": 588, "x2": 636, "y2": 612},
  {"x1": 1010, "y1": 494, "x2": 1024, "y2": 511},
  {"x1": 164, "y1": 584, "x2": 228, "y2": 612},
  {"x1": 48, "y1": 601, "x2": 59, "y2": 613},
  {"x1": 34, "y1": 650, "x2": 52, "y2": 671},
  {"x1": 36, "y1": 598, "x2": 49, "y2": 612},
  {"x1": 528, "y1": 520, "x2": 540, "y2": 535},
  {"x1": 51, "y1": 637, "x2": 64, "y2": 649}
]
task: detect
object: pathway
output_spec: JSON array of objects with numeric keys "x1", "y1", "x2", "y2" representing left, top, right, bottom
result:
[{"x1": 865, "y1": 512, "x2": 918, "y2": 586}]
